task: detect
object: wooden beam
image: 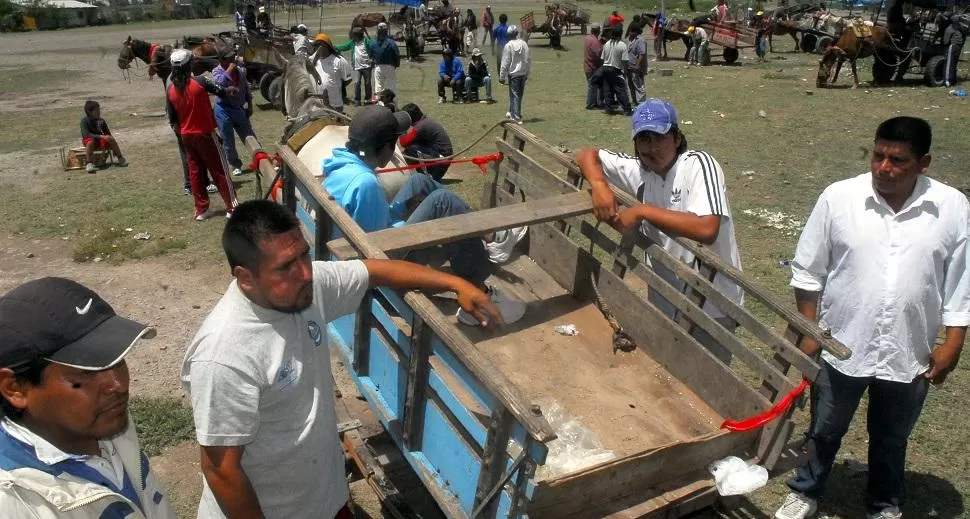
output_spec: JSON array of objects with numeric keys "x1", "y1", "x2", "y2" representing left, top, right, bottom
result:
[
  {"x1": 326, "y1": 190, "x2": 593, "y2": 255},
  {"x1": 279, "y1": 145, "x2": 557, "y2": 443},
  {"x1": 402, "y1": 318, "x2": 432, "y2": 450}
]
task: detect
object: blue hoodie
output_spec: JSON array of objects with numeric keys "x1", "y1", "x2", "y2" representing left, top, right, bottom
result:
[
  {"x1": 438, "y1": 57, "x2": 465, "y2": 81},
  {"x1": 322, "y1": 148, "x2": 409, "y2": 234}
]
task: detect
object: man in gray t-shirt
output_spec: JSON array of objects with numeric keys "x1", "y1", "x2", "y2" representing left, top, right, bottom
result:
[
  {"x1": 182, "y1": 200, "x2": 502, "y2": 519},
  {"x1": 599, "y1": 25, "x2": 632, "y2": 115}
]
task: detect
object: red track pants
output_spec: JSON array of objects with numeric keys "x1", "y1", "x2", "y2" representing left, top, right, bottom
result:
[{"x1": 181, "y1": 133, "x2": 237, "y2": 216}]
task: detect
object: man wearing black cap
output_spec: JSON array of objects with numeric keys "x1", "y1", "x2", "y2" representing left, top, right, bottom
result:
[
  {"x1": 323, "y1": 106, "x2": 526, "y2": 326},
  {"x1": 0, "y1": 277, "x2": 175, "y2": 519},
  {"x1": 181, "y1": 200, "x2": 504, "y2": 519}
]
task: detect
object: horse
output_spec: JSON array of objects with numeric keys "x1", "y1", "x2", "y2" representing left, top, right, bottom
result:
[
  {"x1": 403, "y1": 18, "x2": 423, "y2": 61},
  {"x1": 438, "y1": 9, "x2": 463, "y2": 55},
  {"x1": 351, "y1": 12, "x2": 388, "y2": 38},
  {"x1": 817, "y1": 24, "x2": 895, "y2": 88},
  {"x1": 117, "y1": 36, "x2": 222, "y2": 85},
  {"x1": 766, "y1": 19, "x2": 802, "y2": 52},
  {"x1": 639, "y1": 14, "x2": 693, "y2": 60},
  {"x1": 277, "y1": 53, "x2": 413, "y2": 201}
]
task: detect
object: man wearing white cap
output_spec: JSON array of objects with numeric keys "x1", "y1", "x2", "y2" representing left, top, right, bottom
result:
[
  {"x1": 291, "y1": 23, "x2": 311, "y2": 56},
  {"x1": 370, "y1": 22, "x2": 400, "y2": 100},
  {"x1": 576, "y1": 98, "x2": 743, "y2": 362}
]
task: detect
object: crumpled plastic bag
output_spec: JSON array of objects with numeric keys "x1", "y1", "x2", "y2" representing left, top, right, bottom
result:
[
  {"x1": 709, "y1": 456, "x2": 769, "y2": 496},
  {"x1": 532, "y1": 400, "x2": 616, "y2": 480}
]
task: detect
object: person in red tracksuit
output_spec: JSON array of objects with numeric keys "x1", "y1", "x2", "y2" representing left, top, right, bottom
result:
[{"x1": 166, "y1": 48, "x2": 239, "y2": 221}]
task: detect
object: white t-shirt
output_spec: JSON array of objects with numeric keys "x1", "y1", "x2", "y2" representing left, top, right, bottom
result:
[
  {"x1": 598, "y1": 149, "x2": 743, "y2": 318},
  {"x1": 314, "y1": 54, "x2": 352, "y2": 108},
  {"x1": 181, "y1": 260, "x2": 370, "y2": 519},
  {"x1": 353, "y1": 40, "x2": 373, "y2": 69},
  {"x1": 601, "y1": 39, "x2": 629, "y2": 69}
]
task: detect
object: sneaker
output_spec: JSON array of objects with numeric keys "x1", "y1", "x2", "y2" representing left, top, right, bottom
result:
[
  {"x1": 486, "y1": 226, "x2": 528, "y2": 264},
  {"x1": 457, "y1": 286, "x2": 526, "y2": 326},
  {"x1": 480, "y1": 99, "x2": 489, "y2": 104},
  {"x1": 195, "y1": 212, "x2": 207, "y2": 221},
  {"x1": 85, "y1": 163, "x2": 97, "y2": 174},
  {"x1": 774, "y1": 492, "x2": 817, "y2": 519},
  {"x1": 206, "y1": 184, "x2": 217, "y2": 193},
  {"x1": 231, "y1": 168, "x2": 243, "y2": 176},
  {"x1": 225, "y1": 211, "x2": 233, "y2": 219},
  {"x1": 505, "y1": 111, "x2": 512, "y2": 119},
  {"x1": 866, "y1": 508, "x2": 902, "y2": 519},
  {"x1": 438, "y1": 96, "x2": 446, "y2": 104},
  {"x1": 115, "y1": 158, "x2": 128, "y2": 167},
  {"x1": 183, "y1": 187, "x2": 191, "y2": 195}
]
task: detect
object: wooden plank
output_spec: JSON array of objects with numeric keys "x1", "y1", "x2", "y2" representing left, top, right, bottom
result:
[
  {"x1": 473, "y1": 410, "x2": 514, "y2": 517},
  {"x1": 279, "y1": 145, "x2": 557, "y2": 443},
  {"x1": 352, "y1": 293, "x2": 373, "y2": 374},
  {"x1": 402, "y1": 318, "x2": 432, "y2": 450},
  {"x1": 326, "y1": 190, "x2": 593, "y2": 256},
  {"x1": 495, "y1": 139, "x2": 579, "y2": 196},
  {"x1": 529, "y1": 430, "x2": 757, "y2": 518}
]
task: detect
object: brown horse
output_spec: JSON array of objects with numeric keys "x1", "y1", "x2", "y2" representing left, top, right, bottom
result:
[
  {"x1": 766, "y1": 19, "x2": 801, "y2": 52},
  {"x1": 351, "y1": 12, "x2": 387, "y2": 37},
  {"x1": 118, "y1": 36, "x2": 222, "y2": 86},
  {"x1": 438, "y1": 9, "x2": 462, "y2": 54},
  {"x1": 817, "y1": 24, "x2": 894, "y2": 88},
  {"x1": 640, "y1": 14, "x2": 693, "y2": 60}
]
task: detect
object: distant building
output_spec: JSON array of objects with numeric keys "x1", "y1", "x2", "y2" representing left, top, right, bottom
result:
[{"x1": 14, "y1": 0, "x2": 100, "y2": 29}]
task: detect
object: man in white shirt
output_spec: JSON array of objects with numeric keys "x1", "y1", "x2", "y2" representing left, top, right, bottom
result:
[
  {"x1": 599, "y1": 25, "x2": 633, "y2": 115},
  {"x1": 775, "y1": 117, "x2": 970, "y2": 519},
  {"x1": 577, "y1": 98, "x2": 743, "y2": 363},
  {"x1": 182, "y1": 200, "x2": 503, "y2": 519},
  {"x1": 0, "y1": 277, "x2": 175, "y2": 519},
  {"x1": 311, "y1": 33, "x2": 352, "y2": 113},
  {"x1": 499, "y1": 25, "x2": 530, "y2": 124}
]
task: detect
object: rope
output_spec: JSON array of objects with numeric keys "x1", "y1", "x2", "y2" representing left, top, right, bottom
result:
[
  {"x1": 587, "y1": 222, "x2": 637, "y2": 354},
  {"x1": 399, "y1": 118, "x2": 516, "y2": 163}
]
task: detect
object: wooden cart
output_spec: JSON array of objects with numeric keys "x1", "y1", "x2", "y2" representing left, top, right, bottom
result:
[{"x1": 261, "y1": 119, "x2": 851, "y2": 518}]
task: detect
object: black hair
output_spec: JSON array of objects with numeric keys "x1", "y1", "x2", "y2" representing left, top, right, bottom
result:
[
  {"x1": 222, "y1": 200, "x2": 300, "y2": 272},
  {"x1": 0, "y1": 359, "x2": 50, "y2": 421},
  {"x1": 629, "y1": 25, "x2": 642, "y2": 35},
  {"x1": 84, "y1": 100, "x2": 100, "y2": 116},
  {"x1": 875, "y1": 116, "x2": 932, "y2": 157},
  {"x1": 401, "y1": 102, "x2": 423, "y2": 124},
  {"x1": 673, "y1": 125, "x2": 688, "y2": 154},
  {"x1": 170, "y1": 61, "x2": 192, "y2": 92},
  {"x1": 499, "y1": 13, "x2": 508, "y2": 24},
  {"x1": 591, "y1": 25, "x2": 600, "y2": 34}
]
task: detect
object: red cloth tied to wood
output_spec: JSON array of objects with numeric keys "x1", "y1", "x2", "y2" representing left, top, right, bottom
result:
[
  {"x1": 720, "y1": 378, "x2": 810, "y2": 432},
  {"x1": 248, "y1": 150, "x2": 274, "y2": 172},
  {"x1": 375, "y1": 152, "x2": 503, "y2": 175}
]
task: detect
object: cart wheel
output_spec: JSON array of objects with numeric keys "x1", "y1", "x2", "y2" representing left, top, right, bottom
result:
[
  {"x1": 260, "y1": 72, "x2": 279, "y2": 104},
  {"x1": 815, "y1": 35, "x2": 833, "y2": 54},
  {"x1": 722, "y1": 47, "x2": 739, "y2": 64},
  {"x1": 924, "y1": 55, "x2": 946, "y2": 87},
  {"x1": 268, "y1": 75, "x2": 285, "y2": 111},
  {"x1": 800, "y1": 33, "x2": 818, "y2": 53},
  {"x1": 581, "y1": 23, "x2": 587, "y2": 35}
]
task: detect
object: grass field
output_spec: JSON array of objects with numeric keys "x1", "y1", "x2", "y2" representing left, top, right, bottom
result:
[{"x1": 1, "y1": 2, "x2": 969, "y2": 517}]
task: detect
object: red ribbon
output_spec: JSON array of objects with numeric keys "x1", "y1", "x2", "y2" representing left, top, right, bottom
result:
[
  {"x1": 720, "y1": 378, "x2": 810, "y2": 432},
  {"x1": 148, "y1": 43, "x2": 160, "y2": 78},
  {"x1": 248, "y1": 150, "x2": 273, "y2": 172},
  {"x1": 375, "y1": 152, "x2": 503, "y2": 175}
]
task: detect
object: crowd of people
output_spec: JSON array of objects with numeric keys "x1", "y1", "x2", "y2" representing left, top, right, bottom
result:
[{"x1": 33, "y1": 6, "x2": 968, "y2": 519}]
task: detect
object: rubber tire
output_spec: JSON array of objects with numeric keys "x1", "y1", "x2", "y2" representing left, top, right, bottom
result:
[
  {"x1": 259, "y1": 72, "x2": 278, "y2": 104},
  {"x1": 723, "y1": 47, "x2": 739, "y2": 64},
  {"x1": 268, "y1": 75, "x2": 284, "y2": 111},
  {"x1": 800, "y1": 33, "x2": 818, "y2": 53},
  {"x1": 924, "y1": 54, "x2": 946, "y2": 87},
  {"x1": 815, "y1": 35, "x2": 833, "y2": 54}
]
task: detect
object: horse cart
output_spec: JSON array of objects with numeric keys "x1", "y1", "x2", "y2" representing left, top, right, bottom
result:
[
  {"x1": 248, "y1": 93, "x2": 854, "y2": 516},
  {"x1": 702, "y1": 19, "x2": 758, "y2": 63}
]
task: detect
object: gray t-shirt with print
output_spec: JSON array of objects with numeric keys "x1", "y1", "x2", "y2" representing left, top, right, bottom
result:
[{"x1": 181, "y1": 260, "x2": 369, "y2": 519}]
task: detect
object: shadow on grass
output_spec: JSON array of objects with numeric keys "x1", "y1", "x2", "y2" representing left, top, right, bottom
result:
[
  {"x1": 129, "y1": 396, "x2": 195, "y2": 457},
  {"x1": 817, "y1": 464, "x2": 965, "y2": 518}
]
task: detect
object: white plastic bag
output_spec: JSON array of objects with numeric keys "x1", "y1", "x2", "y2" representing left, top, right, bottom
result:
[
  {"x1": 709, "y1": 456, "x2": 769, "y2": 496},
  {"x1": 531, "y1": 400, "x2": 616, "y2": 480}
]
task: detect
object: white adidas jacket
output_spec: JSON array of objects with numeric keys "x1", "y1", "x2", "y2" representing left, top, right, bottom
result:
[{"x1": 0, "y1": 419, "x2": 176, "y2": 519}]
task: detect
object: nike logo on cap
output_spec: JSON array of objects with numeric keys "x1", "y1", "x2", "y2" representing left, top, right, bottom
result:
[{"x1": 76, "y1": 298, "x2": 93, "y2": 315}]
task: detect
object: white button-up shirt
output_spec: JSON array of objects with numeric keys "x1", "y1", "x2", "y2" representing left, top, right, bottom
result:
[{"x1": 791, "y1": 173, "x2": 970, "y2": 382}]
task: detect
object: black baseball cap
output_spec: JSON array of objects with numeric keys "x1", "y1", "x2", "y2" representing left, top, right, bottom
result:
[
  {"x1": 348, "y1": 105, "x2": 412, "y2": 149},
  {"x1": 0, "y1": 278, "x2": 155, "y2": 372}
]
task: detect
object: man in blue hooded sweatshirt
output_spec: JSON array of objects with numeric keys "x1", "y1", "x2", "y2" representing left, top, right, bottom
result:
[{"x1": 322, "y1": 106, "x2": 526, "y2": 326}]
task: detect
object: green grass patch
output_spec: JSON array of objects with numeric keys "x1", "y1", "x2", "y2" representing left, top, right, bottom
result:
[{"x1": 129, "y1": 396, "x2": 195, "y2": 457}]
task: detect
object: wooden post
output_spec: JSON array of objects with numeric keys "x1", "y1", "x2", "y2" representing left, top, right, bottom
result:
[{"x1": 402, "y1": 317, "x2": 432, "y2": 449}]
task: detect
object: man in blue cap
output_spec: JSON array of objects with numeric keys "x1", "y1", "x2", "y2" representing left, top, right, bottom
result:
[{"x1": 576, "y1": 98, "x2": 743, "y2": 362}]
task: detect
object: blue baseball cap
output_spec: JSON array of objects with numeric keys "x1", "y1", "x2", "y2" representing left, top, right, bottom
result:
[{"x1": 631, "y1": 98, "x2": 678, "y2": 138}]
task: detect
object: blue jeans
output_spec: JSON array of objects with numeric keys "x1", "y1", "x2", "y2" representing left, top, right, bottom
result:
[
  {"x1": 355, "y1": 67, "x2": 373, "y2": 104},
  {"x1": 788, "y1": 361, "x2": 929, "y2": 514},
  {"x1": 214, "y1": 104, "x2": 255, "y2": 170},
  {"x1": 508, "y1": 75, "x2": 526, "y2": 121},
  {"x1": 390, "y1": 174, "x2": 490, "y2": 286},
  {"x1": 464, "y1": 76, "x2": 492, "y2": 100},
  {"x1": 585, "y1": 71, "x2": 602, "y2": 109}
]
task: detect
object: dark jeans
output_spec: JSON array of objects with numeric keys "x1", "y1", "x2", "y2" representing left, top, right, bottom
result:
[
  {"x1": 354, "y1": 66, "x2": 373, "y2": 104},
  {"x1": 584, "y1": 71, "x2": 602, "y2": 109},
  {"x1": 437, "y1": 77, "x2": 465, "y2": 100},
  {"x1": 601, "y1": 66, "x2": 631, "y2": 114},
  {"x1": 508, "y1": 75, "x2": 526, "y2": 121},
  {"x1": 403, "y1": 144, "x2": 450, "y2": 181},
  {"x1": 625, "y1": 67, "x2": 645, "y2": 105},
  {"x1": 788, "y1": 361, "x2": 929, "y2": 514},
  {"x1": 946, "y1": 43, "x2": 962, "y2": 85},
  {"x1": 389, "y1": 174, "x2": 490, "y2": 286}
]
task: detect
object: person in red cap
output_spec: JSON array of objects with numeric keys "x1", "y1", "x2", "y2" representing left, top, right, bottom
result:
[
  {"x1": 166, "y1": 48, "x2": 239, "y2": 221},
  {"x1": 0, "y1": 277, "x2": 175, "y2": 518}
]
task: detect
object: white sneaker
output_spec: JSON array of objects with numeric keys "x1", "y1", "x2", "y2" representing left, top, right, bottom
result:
[
  {"x1": 486, "y1": 227, "x2": 527, "y2": 264},
  {"x1": 85, "y1": 162, "x2": 97, "y2": 173},
  {"x1": 206, "y1": 184, "x2": 217, "y2": 193},
  {"x1": 866, "y1": 508, "x2": 902, "y2": 519},
  {"x1": 456, "y1": 286, "x2": 526, "y2": 326},
  {"x1": 438, "y1": 96, "x2": 446, "y2": 104},
  {"x1": 774, "y1": 492, "x2": 817, "y2": 519},
  {"x1": 231, "y1": 168, "x2": 242, "y2": 176},
  {"x1": 505, "y1": 111, "x2": 512, "y2": 119},
  {"x1": 195, "y1": 213, "x2": 207, "y2": 221}
]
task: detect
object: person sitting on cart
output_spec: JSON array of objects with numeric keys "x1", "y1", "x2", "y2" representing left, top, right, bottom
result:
[
  {"x1": 291, "y1": 23, "x2": 311, "y2": 55},
  {"x1": 576, "y1": 98, "x2": 743, "y2": 363},
  {"x1": 322, "y1": 106, "x2": 527, "y2": 326},
  {"x1": 399, "y1": 102, "x2": 454, "y2": 181},
  {"x1": 256, "y1": 6, "x2": 272, "y2": 37},
  {"x1": 80, "y1": 100, "x2": 128, "y2": 173},
  {"x1": 243, "y1": 4, "x2": 257, "y2": 35},
  {"x1": 438, "y1": 48, "x2": 465, "y2": 103}
]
